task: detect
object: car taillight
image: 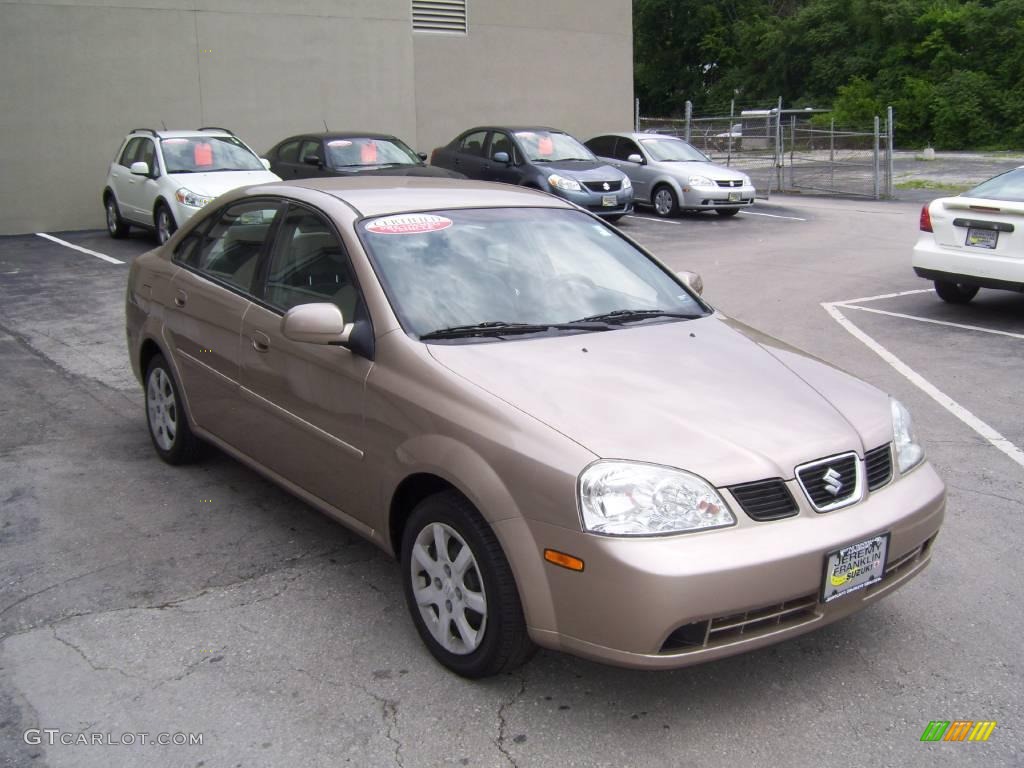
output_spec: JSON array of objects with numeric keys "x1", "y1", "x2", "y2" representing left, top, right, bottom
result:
[{"x1": 919, "y1": 204, "x2": 933, "y2": 232}]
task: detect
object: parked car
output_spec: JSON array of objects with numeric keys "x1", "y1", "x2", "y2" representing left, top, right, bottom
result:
[
  {"x1": 913, "y1": 166, "x2": 1024, "y2": 303},
  {"x1": 126, "y1": 176, "x2": 944, "y2": 678},
  {"x1": 266, "y1": 132, "x2": 464, "y2": 181},
  {"x1": 103, "y1": 128, "x2": 279, "y2": 243},
  {"x1": 585, "y1": 132, "x2": 755, "y2": 218},
  {"x1": 430, "y1": 126, "x2": 633, "y2": 220}
]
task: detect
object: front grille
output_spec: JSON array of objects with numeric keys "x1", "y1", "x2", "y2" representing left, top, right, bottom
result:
[
  {"x1": 716, "y1": 179, "x2": 743, "y2": 188},
  {"x1": 660, "y1": 594, "x2": 819, "y2": 653},
  {"x1": 583, "y1": 180, "x2": 622, "y2": 192},
  {"x1": 729, "y1": 479, "x2": 798, "y2": 521},
  {"x1": 865, "y1": 444, "x2": 893, "y2": 491},
  {"x1": 797, "y1": 453, "x2": 860, "y2": 511}
]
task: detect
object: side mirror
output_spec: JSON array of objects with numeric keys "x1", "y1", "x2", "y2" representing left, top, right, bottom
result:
[
  {"x1": 417, "y1": 152, "x2": 428, "y2": 161},
  {"x1": 303, "y1": 154, "x2": 322, "y2": 167},
  {"x1": 260, "y1": 158, "x2": 272, "y2": 170},
  {"x1": 130, "y1": 161, "x2": 150, "y2": 176},
  {"x1": 492, "y1": 151, "x2": 511, "y2": 165},
  {"x1": 627, "y1": 154, "x2": 644, "y2": 164},
  {"x1": 281, "y1": 303, "x2": 351, "y2": 345},
  {"x1": 677, "y1": 270, "x2": 704, "y2": 296}
]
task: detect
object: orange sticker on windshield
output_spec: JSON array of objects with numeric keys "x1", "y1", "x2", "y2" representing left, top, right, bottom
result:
[
  {"x1": 538, "y1": 136, "x2": 554, "y2": 156},
  {"x1": 361, "y1": 142, "x2": 378, "y2": 163},
  {"x1": 365, "y1": 214, "x2": 453, "y2": 235},
  {"x1": 194, "y1": 142, "x2": 213, "y2": 166}
]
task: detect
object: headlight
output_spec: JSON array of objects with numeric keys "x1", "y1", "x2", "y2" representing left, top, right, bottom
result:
[
  {"x1": 548, "y1": 174, "x2": 582, "y2": 192},
  {"x1": 175, "y1": 188, "x2": 213, "y2": 208},
  {"x1": 621, "y1": 176, "x2": 632, "y2": 190},
  {"x1": 890, "y1": 398, "x2": 924, "y2": 473},
  {"x1": 578, "y1": 461, "x2": 735, "y2": 536},
  {"x1": 741, "y1": 175, "x2": 752, "y2": 186},
  {"x1": 687, "y1": 175, "x2": 714, "y2": 187}
]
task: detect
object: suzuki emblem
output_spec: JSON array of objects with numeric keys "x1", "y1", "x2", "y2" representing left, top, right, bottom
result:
[
  {"x1": 603, "y1": 182, "x2": 610, "y2": 191},
  {"x1": 822, "y1": 467, "x2": 843, "y2": 496}
]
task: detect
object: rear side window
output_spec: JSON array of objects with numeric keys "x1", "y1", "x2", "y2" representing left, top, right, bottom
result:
[
  {"x1": 277, "y1": 140, "x2": 300, "y2": 163},
  {"x1": 178, "y1": 201, "x2": 280, "y2": 294},
  {"x1": 459, "y1": 131, "x2": 487, "y2": 157}
]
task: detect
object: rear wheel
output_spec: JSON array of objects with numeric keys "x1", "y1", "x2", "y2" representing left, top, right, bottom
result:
[
  {"x1": 652, "y1": 185, "x2": 678, "y2": 218},
  {"x1": 933, "y1": 280, "x2": 979, "y2": 304},
  {"x1": 145, "y1": 354, "x2": 205, "y2": 465},
  {"x1": 155, "y1": 204, "x2": 177, "y2": 245},
  {"x1": 716, "y1": 208, "x2": 740, "y2": 218},
  {"x1": 105, "y1": 195, "x2": 130, "y2": 238},
  {"x1": 401, "y1": 490, "x2": 534, "y2": 678}
]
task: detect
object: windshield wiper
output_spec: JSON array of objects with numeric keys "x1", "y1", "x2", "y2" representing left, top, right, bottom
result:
[
  {"x1": 571, "y1": 309, "x2": 704, "y2": 325},
  {"x1": 419, "y1": 320, "x2": 608, "y2": 341}
]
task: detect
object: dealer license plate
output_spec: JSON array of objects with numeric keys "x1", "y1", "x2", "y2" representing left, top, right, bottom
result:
[
  {"x1": 602, "y1": 194, "x2": 617, "y2": 207},
  {"x1": 821, "y1": 533, "x2": 889, "y2": 603},
  {"x1": 966, "y1": 228, "x2": 998, "y2": 249},
  {"x1": 728, "y1": 191, "x2": 741, "y2": 202}
]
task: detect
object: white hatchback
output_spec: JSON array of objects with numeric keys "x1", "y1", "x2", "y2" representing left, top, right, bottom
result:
[
  {"x1": 103, "y1": 128, "x2": 280, "y2": 243},
  {"x1": 913, "y1": 166, "x2": 1024, "y2": 303}
]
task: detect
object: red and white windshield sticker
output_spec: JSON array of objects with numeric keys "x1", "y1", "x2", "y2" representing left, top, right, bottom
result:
[{"x1": 365, "y1": 214, "x2": 453, "y2": 235}]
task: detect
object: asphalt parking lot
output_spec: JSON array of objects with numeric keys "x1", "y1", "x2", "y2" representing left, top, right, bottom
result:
[{"x1": 1, "y1": 198, "x2": 1021, "y2": 767}]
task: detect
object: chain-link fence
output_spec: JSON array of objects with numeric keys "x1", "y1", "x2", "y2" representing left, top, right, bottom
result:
[{"x1": 637, "y1": 102, "x2": 895, "y2": 199}]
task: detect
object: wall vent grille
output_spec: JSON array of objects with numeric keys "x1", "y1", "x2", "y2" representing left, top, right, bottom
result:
[{"x1": 413, "y1": 1, "x2": 467, "y2": 33}]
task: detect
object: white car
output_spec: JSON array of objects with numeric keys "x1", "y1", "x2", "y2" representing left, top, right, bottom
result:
[
  {"x1": 103, "y1": 128, "x2": 280, "y2": 243},
  {"x1": 913, "y1": 166, "x2": 1024, "y2": 303}
]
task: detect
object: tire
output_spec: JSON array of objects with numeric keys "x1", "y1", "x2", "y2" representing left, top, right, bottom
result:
[
  {"x1": 155, "y1": 203, "x2": 177, "y2": 245},
  {"x1": 652, "y1": 185, "x2": 678, "y2": 218},
  {"x1": 716, "y1": 208, "x2": 740, "y2": 218},
  {"x1": 144, "y1": 354, "x2": 205, "y2": 465},
  {"x1": 105, "y1": 194, "x2": 130, "y2": 238},
  {"x1": 401, "y1": 490, "x2": 534, "y2": 678},
  {"x1": 933, "y1": 280, "x2": 979, "y2": 304},
  {"x1": 603, "y1": 214, "x2": 625, "y2": 223}
]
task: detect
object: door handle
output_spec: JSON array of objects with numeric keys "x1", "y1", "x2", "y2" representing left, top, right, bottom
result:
[
  {"x1": 173, "y1": 289, "x2": 187, "y2": 307},
  {"x1": 251, "y1": 331, "x2": 271, "y2": 353}
]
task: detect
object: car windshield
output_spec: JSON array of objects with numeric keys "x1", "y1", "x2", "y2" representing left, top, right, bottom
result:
[
  {"x1": 639, "y1": 138, "x2": 709, "y2": 163},
  {"x1": 160, "y1": 136, "x2": 264, "y2": 173},
  {"x1": 359, "y1": 208, "x2": 707, "y2": 340},
  {"x1": 325, "y1": 137, "x2": 421, "y2": 168},
  {"x1": 964, "y1": 168, "x2": 1024, "y2": 203},
  {"x1": 514, "y1": 131, "x2": 595, "y2": 162}
]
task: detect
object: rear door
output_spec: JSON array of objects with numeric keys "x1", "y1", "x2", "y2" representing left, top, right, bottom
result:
[
  {"x1": 164, "y1": 199, "x2": 282, "y2": 446},
  {"x1": 270, "y1": 139, "x2": 302, "y2": 178},
  {"x1": 238, "y1": 203, "x2": 374, "y2": 524},
  {"x1": 446, "y1": 130, "x2": 489, "y2": 179}
]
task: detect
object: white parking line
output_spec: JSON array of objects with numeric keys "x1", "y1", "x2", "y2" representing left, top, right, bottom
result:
[
  {"x1": 822, "y1": 301, "x2": 1024, "y2": 471},
  {"x1": 833, "y1": 288, "x2": 933, "y2": 305},
  {"x1": 625, "y1": 215, "x2": 683, "y2": 225},
  {"x1": 35, "y1": 233, "x2": 124, "y2": 265},
  {"x1": 842, "y1": 304, "x2": 1024, "y2": 340},
  {"x1": 738, "y1": 210, "x2": 807, "y2": 221}
]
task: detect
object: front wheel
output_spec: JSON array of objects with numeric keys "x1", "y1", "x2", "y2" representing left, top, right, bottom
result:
[
  {"x1": 652, "y1": 185, "x2": 678, "y2": 218},
  {"x1": 401, "y1": 491, "x2": 534, "y2": 678},
  {"x1": 933, "y1": 280, "x2": 979, "y2": 304},
  {"x1": 716, "y1": 208, "x2": 740, "y2": 218},
  {"x1": 155, "y1": 204, "x2": 177, "y2": 245},
  {"x1": 145, "y1": 354, "x2": 205, "y2": 465}
]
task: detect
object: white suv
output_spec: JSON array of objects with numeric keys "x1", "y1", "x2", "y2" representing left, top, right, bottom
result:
[{"x1": 103, "y1": 128, "x2": 280, "y2": 243}]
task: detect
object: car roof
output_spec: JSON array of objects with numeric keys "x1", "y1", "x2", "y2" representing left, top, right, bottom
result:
[
  {"x1": 591, "y1": 132, "x2": 687, "y2": 141},
  {"x1": 257, "y1": 177, "x2": 573, "y2": 218},
  {"x1": 130, "y1": 129, "x2": 234, "y2": 139},
  {"x1": 276, "y1": 131, "x2": 402, "y2": 143},
  {"x1": 458, "y1": 126, "x2": 565, "y2": 136}
]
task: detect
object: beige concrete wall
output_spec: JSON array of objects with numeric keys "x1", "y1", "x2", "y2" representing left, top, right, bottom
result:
[
  {"x1": 412, "y1": 0, "x2": 634, "y2": 155},
  {"x1": 0, "y1": 0, "x2": 633, "y2": 234}
]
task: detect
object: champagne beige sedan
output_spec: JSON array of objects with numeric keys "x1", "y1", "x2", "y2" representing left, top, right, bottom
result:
[{"x1": 126, "y1": 177, "x2": 945, "y2": 677}]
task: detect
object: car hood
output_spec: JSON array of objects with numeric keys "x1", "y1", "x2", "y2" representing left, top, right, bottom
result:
[
  {"x1": 427, "y1": 316, "x2": 893, "y2": 487},
  {"x1": 329, "y1": 165, "x2": 464, "y2": 179},
  {"x1": 167, "y1": 170, "x2": 281, "y2": 196},
  {"x1": 538, "y1": 160, "x2": 626, "y2": 179},
  {"x1": 654, "y1": 161, "x2": 748, "y2": 181}
]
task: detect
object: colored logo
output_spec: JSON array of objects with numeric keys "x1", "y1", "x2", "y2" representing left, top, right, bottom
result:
[{"x1": 920, "y1": 721, "x2": 996, "y2": 742}]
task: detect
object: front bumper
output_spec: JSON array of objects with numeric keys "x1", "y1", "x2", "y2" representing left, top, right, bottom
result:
[
  {"x1": 555, "y1": 185, "x2": 635, "y2": 217},
  {"x1": 912, "y1": 235, "x2": 1024, "y2": 291},
  {"x1": 497, "y1": 461, "x2": 944, "y2": 670},
  {"x1": 680, "y1": 183, "x2": 756, "y2": 210}
]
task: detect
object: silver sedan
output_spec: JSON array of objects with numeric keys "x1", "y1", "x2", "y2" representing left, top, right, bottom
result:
[{"x1": 586, "y1": 132, "x2": 756, "y2": 218}]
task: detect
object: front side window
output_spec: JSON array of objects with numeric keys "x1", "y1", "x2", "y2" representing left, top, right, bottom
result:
[
  {"x1": 966, "y1": 168, "x2": 1024, "y2": 202},
  {"x1": 359, "y1": 208, "x2": 707, "y2": 339},
  {"x1": 324, "y1": 137, "x2": 420, "y2": 168},
  {"x1": 137, "y1": 139, "x2": 158, "y2": 175},
  {"x1": 514, "y1": 131, "x2": 594, "y2": 163},
  {"x1": 613, "y1": 138, "x2": 642, "y2": 162},
  {"x1": 160, "y1": 136, "x2": 264, "y2": 173},
  {"x1": 262, "y1": 207, "x2": 359, "y2": 318},
  {"x1": 585, "y1": 135, "x2": 617, "y2": 158},
  {"x1": 638, "y1": 138, "x2": 709, "y2": 163},
  {"x1": 119, "y1": 138, "x2": 143, "y2": 167},
  {"x1": 179, "y1": 201, "x2": 280, "y2": 293}
]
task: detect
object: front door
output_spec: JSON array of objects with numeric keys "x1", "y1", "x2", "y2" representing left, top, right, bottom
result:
[
  {"x1": 238, "y1": 203, "x2": 373, "y2": 523},
  {"x1": 482, "y1": 131, "x2": 524, "y2": 185}
]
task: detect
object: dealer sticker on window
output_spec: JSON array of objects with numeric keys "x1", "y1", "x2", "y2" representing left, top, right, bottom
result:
[
  {"x1": 821, "y1": 533, "x2": 889, "y2": 603},
  {"x1": 364, "y1": 214, "x2": 453, "y2": 235}
]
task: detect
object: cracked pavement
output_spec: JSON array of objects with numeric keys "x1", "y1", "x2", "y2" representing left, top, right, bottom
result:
[{"x1": 1, "y1": 206, "x2": 1021, "y2": 767}]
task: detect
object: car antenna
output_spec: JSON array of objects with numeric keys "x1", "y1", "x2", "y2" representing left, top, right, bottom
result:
[
  {"x1": 323, "y1": 119, "x2": 329, "y2": 132},
  {"x1": 161, "y1": 120, "x2": 167, "y2": 130}
]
